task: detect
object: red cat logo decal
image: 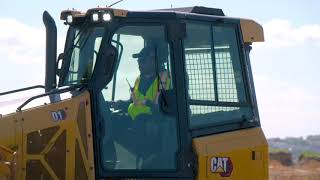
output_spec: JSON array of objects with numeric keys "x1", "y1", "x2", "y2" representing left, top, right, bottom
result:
[{"x1": 211, "y1": 157, "x2": 233, "y2": 177}]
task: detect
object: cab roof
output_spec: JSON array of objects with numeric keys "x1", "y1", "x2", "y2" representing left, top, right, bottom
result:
[{"x1": 60, "y1": 6, "x2": 264, "y2": 43}]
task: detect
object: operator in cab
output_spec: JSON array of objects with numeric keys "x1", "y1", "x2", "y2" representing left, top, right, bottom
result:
[
  {"x1": 105, "y1": 43, "x2": 172, "y2": 169},
  {"x1": 127, "y1": 44, "x2": 170, "y2": 121}
]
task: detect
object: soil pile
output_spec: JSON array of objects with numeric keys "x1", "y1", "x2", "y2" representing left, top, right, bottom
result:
[{"x1": 270, "y1": 152, "x2": 320, "y2": 180}]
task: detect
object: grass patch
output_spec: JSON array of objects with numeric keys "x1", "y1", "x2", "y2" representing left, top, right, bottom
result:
[
  {"x1": 300, "y1": 151, "x2": 320, "y2": 158},
  {"x1": 269, "y1": 148, "x2": 290, "y2": 153}
]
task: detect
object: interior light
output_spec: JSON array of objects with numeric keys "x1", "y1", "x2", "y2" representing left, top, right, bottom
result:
[
  {"x1": 102, "y1": 13, "x2": 112, "y2": 21},
  {"x1": 92, "y1": 13, "x2": 99, "y2": 22},
  {"x1": 66, "y1": 15, "x2": 73, "y2": 24}
]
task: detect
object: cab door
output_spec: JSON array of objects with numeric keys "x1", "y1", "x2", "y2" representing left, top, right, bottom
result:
[
  {"x1": 182, "y1": 22, "x2": 268, "y2": 179},
  {"x1": 92, "y1": 22, "x2": 194, "y2": 179}
]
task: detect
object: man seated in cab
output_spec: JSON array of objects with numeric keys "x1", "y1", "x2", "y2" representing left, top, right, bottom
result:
[
  {"x1": 127, "y1": 44, "x2": 170, "y2": 121},
  {"x1": 104, "y1": 44, "x2": 172, "y2": 169}
]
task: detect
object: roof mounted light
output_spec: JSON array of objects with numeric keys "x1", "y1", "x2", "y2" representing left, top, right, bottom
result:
[
  {"x1": 102, "y1": 13, "x2": 112, "y2": 21},
  {"x1": 92, "y1": 13, "x2": 99, "y2": 22},
  {"x1": 60, "y1": 9, "x2": 82, "y2": 25},
  {"x1": 66, "y1": 15, "x2": 73, "y2": 24},
  {"x1": 87, "y1": 8, "x2": 116, "y2": 23}
]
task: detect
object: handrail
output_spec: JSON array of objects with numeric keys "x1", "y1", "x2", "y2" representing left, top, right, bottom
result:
[
  {"x1": 0, "y1": 85, "x2": 45, "y2": 96},
  {"x1": 16, "y1": 85, "x2": 83, "y2": 112}
]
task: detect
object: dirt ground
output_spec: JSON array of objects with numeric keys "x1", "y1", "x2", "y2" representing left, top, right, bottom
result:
[{"x1": 269, "y1": 159, "x2": 320, "y2": 180}]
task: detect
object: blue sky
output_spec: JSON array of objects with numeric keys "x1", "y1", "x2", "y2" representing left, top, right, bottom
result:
[{"x1": 0, "y1": 0, "x2": 319, "y2": 138}]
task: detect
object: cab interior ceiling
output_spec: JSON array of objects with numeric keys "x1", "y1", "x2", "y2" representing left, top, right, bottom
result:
[
  {"x1": 115, "y1": 26, "x2": 164, "y2": 38},
  {"x1": 184, "y1": 25, "x2": 236, "y2": 48},
  {"x1": 73, "y1": 25, "x2": 165, "y2": 40},
  {"x1": 154, "y1": 6, "x2": 225, "y2": 16},
  {"x1": 73, "y1": 18, "x2": 238, "y2": 48}
]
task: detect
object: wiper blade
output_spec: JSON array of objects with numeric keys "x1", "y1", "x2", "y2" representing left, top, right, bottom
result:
[
  {"x1": 64, "y1": 20, "x2": 92, "y2": 59},
  {"x1": 60, "y1": 18, "x2": 94, "y2": 84}
]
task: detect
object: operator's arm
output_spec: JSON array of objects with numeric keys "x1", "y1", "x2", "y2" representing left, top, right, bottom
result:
[
  {"x1": 111, "y1": 78, "x2": 136, "y2": 110},
  {"x1": 149, "y1": 71, "x2": 171, "y2": 113}
]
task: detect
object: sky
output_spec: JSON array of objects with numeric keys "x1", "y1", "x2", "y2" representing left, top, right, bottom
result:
[{"x1": 0, "y1": 0, "x2": 319, "y2": 138}]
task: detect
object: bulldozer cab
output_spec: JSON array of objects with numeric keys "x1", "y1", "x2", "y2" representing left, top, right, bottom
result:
[
  {"x1": 0, "y1": 6, "x2": 267, "y2": 180},
  {"x1": 55, "y1": 7, "x2": 264, "y2": 178}
]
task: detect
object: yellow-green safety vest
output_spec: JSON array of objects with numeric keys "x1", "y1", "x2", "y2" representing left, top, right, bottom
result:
[{"x1": 128, "y1": 74, "x2": 170, "y2": 120}]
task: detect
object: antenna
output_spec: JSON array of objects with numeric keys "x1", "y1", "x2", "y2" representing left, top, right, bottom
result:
[
  {"x1": 108, "y1": 0, "x2": 125, "y2": 7},
  {"x1": 125, "y1": 78, "x2": 133, "y2": 92}
]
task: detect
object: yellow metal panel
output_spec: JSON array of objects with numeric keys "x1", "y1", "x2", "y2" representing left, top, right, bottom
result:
[
  {"x1": 65, "y1": 124, "x2": 76, "y2": 180},
  {"x1": 0, "y1": 115, "x2": 17, "y2": 151},
  {"x1": 0, "y1": 163, "x2": 10, "y2": 179},
  {"x1": 193, "y1": 127, "x2": 268, "y2": 180},
  {"x1": 15, "y1": 115, "x2": 23, "y2": 180},
  {"x1": 2, "y1": 91, "x2": 96, "y2": 180},
  {"x1": 40, "y1": 157, "x2": 59, "y2": 180},
  {"x1": 0, "y1": 114, "x2": 19, "y2": 180},
  {"x1": 240, "y1": 19, "x2": 265, "y2": 43},
  {"x1": 0, "y1": 145, "x2": 16, "y2": 179}
]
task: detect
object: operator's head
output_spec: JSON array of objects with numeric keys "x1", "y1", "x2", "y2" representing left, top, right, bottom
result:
[{"x1": 133, "y1": 45, "x2": 157, "y2": 77}]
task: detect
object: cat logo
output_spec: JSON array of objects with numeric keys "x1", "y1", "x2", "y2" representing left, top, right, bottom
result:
[
  {"x1": 211, "y1": 157, "x2": 233, "y2": 177},
  {"x1": 51, "y1": 109, "x2": 67, "y2": 122}
]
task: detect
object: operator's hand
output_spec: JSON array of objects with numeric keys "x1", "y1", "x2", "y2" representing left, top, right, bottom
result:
[
  {"x1": 131, "y1": 91, "x2": 143, "y2": 106},
  {"x1": 154, "y1": 92, "x2": 160, "y2": 104}
]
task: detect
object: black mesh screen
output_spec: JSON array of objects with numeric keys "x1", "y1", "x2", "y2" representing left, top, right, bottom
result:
[
  {"x1": 185, "y1": 47, "x2": 240, "y2": 115},
  {"x1": 215, "y1": 48, "x2": 239, "y2": 102},
  {"x1": 185, "y1": 48, "x2": 215, "y2": 101}
]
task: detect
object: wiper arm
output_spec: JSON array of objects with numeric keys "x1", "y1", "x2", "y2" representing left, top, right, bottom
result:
[
  {"x1": 60, "y1": 18, "x2": 94, "y2": 84},
  {"x1": 64, "y1": 20, "x2": 92, "y2": 59}
]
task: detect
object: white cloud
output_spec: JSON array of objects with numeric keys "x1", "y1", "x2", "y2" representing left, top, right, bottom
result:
[
  {"x1": 0, "y1": 88, "x2": 44, "y2": 115},
  {"x1": 0, "y1": 88, "x2": 73, "y2": 116},
  {"x1": 251, "y1": 20, "x2": 320, "y2": 137},
  {"x1": 257, "y1": 19, "x2": 320, "y2": 48},
  {"x1": 0, "y1": 18, "x2": 46, "y2": 64},
  {"x1": 255, "y1": 75, "x2": 320, "y2": 138},
  {"x1": 0, "y1": 18, "x2": 65, "y2": 64},
  {"x1": 0, "y1": 18, "x2": 66, "y2": 115}
]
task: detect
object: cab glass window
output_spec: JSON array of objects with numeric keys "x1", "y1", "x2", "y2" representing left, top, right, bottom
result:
[
  {"x1": 98, "y1": 25, "x2": 178, "y2": 171},
  {"x1": 184, "y1": 23, "x2": 252, "y2": 128},
  {"x1": 63, "y1": 27, "x2": 104, "y2": 85}
]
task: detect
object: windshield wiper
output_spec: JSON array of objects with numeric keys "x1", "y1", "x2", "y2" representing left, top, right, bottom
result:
[
  {"x1": 64, "y1": 20, "x2": 92, "y2": 60},
  {"x1": 60, "y1": 18, "x2": 94, "y2": 84}
]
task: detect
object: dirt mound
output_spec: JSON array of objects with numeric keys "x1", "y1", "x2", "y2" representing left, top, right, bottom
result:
[
  {"x1": 297, "y1": 157, "x2": 320, "y2": 170},
  {"x1": 269, "y1": 151, "x2": 293, "y2": 166},
  {"x1": 270, "y1": 157, "x2": 320, "y2": 180}
]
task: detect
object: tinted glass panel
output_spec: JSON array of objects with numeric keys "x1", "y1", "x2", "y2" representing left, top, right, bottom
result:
[
  {"x1": 184, "y1": 24, "x2": 215, "y2": 101},
  {"x1": 98, "y1": 25, "x2": 178, "y2": 171},
  {"x1": 64, "y1": 27, "x2": 104, "y2": 85},
  {"x1": 184, "y1": 23, "x2": 252, "y2": 128},
  {"x1": 213, "y1": 26, "x2": 246, "y2": 103}
]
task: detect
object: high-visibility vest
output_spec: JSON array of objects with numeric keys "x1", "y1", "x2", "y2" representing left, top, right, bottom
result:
[{"x1": 128, "y1": 72, "x2": 170, "y2": 120}]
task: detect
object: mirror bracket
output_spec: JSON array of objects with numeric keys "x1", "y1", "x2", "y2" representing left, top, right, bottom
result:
[
  {"x1": 56, "y1": 53, "x2": 64, "y2": 77},
  {"x1": 159, "y1": 89, "x2": 177, "y2": 116},
  {"x1": 88, "y1": 44, "x2": 118, "y2": 92}
]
